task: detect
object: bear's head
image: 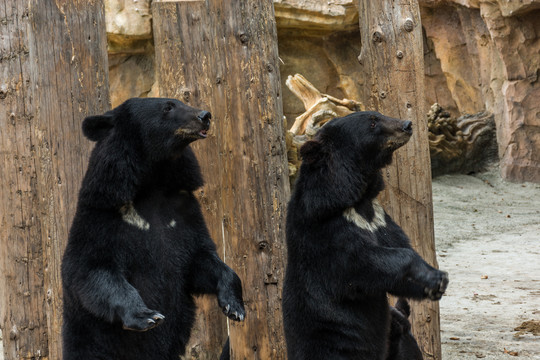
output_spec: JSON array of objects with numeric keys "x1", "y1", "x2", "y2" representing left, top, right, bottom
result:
[
  {"x1": 82, "y1": 98, "x2": 211, "y2": 160},
  {"x1": 300, "y1": 111, "x2": 412, "y2": 170},
  {"x1": 79, "y1": 98, "x2": 210, "y2": 208},
  {"x1": 292, "y1": 112, "x2": 413, "y2": 217}
]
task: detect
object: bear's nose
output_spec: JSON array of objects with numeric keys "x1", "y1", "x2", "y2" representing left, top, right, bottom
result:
[
  {"x1": 402, "y1": 120, "x2": 413, "y2": 134},
  {"x1": 198, "y1": 111, "x2": 211, "y2": 123}
]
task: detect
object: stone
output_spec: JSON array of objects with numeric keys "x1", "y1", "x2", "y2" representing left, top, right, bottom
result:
[
  {"x1": 479, "y1": 2, "x2": 540, "y2": 182},
  {"x1": 105, "y1": 0, "x2": 153, "y2": 54},
  {"x1": 499, "y1": 79, "x2": 540, "y2": 182},
  {"x1": 420, "y1": 6, "x2": 488, "y2": 116},
  {"x1": 274, "y1": 0, "x2": 358, "y2": 32},
  {"x1": 423, "y1": 29, "x2": 459, "y2": 117},
  {"x1": 108, "y1": 53, "x2": 155, "y2": 108},
  {"x1": 420, "y1": 0, "x2": 540, "y2": 182}
]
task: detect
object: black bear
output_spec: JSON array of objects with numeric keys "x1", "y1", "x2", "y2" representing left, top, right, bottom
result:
[
  {"x1": 387, "y1": 299, "x2": 423, "y2": 360},
  {"x1": 282, "y1": 111, "x2": 448, "y2": 360},
  {"x1": 61, "y1": 98, "x2": 244, "y2": 360}
]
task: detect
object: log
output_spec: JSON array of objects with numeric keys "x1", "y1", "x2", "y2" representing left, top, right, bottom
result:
[
  {"x1": 427, "y1": 103, "x2": 497, "y2": 177},
  {"x1": 356, "y1": 1, "x2": 442, "y2": 359},
  {"x1": 284, "y1": 74, "x2": 363, "y2": 185},
  {"x1": 153, "y1": 1, "x2": 289, "y2": 359},
  {"x1": 286, "y1": 74, "x2": 363, "y2": 136},
  {"x1": 0, "y1": 1, "x2": 109, "y2": 359}
]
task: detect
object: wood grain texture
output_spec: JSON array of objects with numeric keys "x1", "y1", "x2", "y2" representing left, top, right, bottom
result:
[
  {"x1": 356, "y1": 1, "x2": 442, "y2": 359},
  {"x1": 0, "y1": 1, "x2": 109, "y2": 359},
  {"x1": 153, "y1": 1, "x2": 289, "y2": 359},
  {"x1": 153, "y1": 4, "x2": 227, "y2": 359}
]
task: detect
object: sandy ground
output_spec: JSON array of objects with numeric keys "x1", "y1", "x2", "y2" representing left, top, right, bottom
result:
[
  {"x1": 433, "y1": 166, "x2": 540, "y2": 359},
  {"x1": 0, "y1": 167, "x2": 538, "y2": 359}
]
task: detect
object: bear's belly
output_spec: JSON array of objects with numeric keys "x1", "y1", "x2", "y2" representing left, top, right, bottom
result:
[
  {"x1": 286, "y1": 293, "x2": 390, "y2": 359},
  {"x1": 117, "y1": 200, "x2": 200, "y2": 306}
]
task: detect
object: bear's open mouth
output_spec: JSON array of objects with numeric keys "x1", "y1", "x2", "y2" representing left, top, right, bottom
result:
[
  {"x1": 198, "y1": 129, "x2": 208, "y2": 138},
  {"x1": 174, "y1": 128, "x2": 208, "y2": 139},
  {"x1": 385, "y1": 134, "x2": 411, "y2": 151}
]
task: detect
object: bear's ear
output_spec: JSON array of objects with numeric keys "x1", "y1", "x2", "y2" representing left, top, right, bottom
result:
[
  {"x1": 82, "y1": 114, "x2": 115, "y2": 142},
  {"x1": 300, "y1": 139, "x2": 327, "y2": 165}
]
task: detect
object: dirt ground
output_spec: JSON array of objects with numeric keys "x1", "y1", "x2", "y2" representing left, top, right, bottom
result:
[
  {"x1": 0, "y1": 167, "x2": 538, "y2": 359},
  {"x1": 433, "y1": 166, "x2": 540, "y2": 359}
]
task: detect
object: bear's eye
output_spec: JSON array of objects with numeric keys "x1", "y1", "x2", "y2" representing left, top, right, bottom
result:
[
  {"x1": 164, "y1": 102, "x2": 175, "y2": 113},
  {"x1": 369, "y1": 115, "x2": 377, "y2": 129}
]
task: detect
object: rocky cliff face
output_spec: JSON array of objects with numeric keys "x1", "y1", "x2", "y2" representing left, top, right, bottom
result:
[
  {"x1": 420, "y1": 0, "x2": 540, "y2": 182},
  {"x1": 104, "y1": 0, "x2": 540, "y2": 183},
  {"x1": 105, "y1": 0, "x2": 157, "y2": 107}
]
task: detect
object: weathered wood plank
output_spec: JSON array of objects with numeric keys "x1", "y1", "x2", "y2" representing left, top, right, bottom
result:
[
  {"x1": 356, "y1": 1, "x2": 442, "y2": 359},
  {"x1": 0, "y1": 1, "x2": 109, "y2": 359},
  {"x1": 153, "y1": 3, "x2": 227, "y2": 358},
  {"x1": 153, "y1": 1, "x2": 289, "y2": 358}
]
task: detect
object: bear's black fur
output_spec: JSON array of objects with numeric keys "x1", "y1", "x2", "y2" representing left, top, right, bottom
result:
[
  {"x1": 387, "y1": 299, "x2": 423, "y2": 360},
  {"x1": 61, "y1": 98, "x2": 245, "y2": 360},
  {"x1": 283, "y1": 111, "x2": 448, "y2": 360},
  {"x1": 219, "y1": 337, "x2": 230, "y2": 360}
]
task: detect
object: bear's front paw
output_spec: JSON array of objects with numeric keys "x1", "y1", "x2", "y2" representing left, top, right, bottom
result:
[
  {"x1": 122, "y1": 308, "x2": 165, "y2": 332},
  {"x1": 218, "y1": 292, "x2": 245, "y2": 322},
  {"x1": 423, "y1": 271, "x2": 449, "y2": 301}
]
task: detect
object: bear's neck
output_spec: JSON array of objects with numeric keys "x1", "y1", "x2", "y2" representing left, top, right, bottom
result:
[
  {"x1": 140, "y1": 154, "x2": 204, "y2": 194},
  {"x1": 360, "y1": 169, "x2": 385, "y2": 203},
  {"x1": 78, "y1": 144, "x2": 203, "y2": 210}
]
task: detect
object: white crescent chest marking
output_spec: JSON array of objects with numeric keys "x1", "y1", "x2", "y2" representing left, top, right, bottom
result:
[
  {"x1": 120, "y1": 203, "x2": 150, "y2": 231},
  {"x1": 343, "y1": 200, "x2": 387, "y2": 232},
  {"x1": 167, "y1": 219, "x2": 177, "y2": 229}
]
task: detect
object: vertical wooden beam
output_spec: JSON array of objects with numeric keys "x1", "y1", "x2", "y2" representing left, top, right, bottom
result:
[
  {"x1": 356, "y1": 1, "x2": 442, "y2": 359},
  {"x1": 153, "y1": 1, "x2": 289, "y2": 359},
  {"x1": 153, "y1": 2, "x2": 227, "y2": 359},
  {"x1": 0, "y1": 1, "x2": 109, "y2": 359}
]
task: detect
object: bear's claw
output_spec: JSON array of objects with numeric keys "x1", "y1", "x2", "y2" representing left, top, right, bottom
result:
[
  {"x1": 122, "y1": 309, "x2": 165, "y2": 332},
  {"x1": 217, "y1": 274, "x2": 245, "y2": 322},
  {"x1": 424, "y1": 271, "x2": 449, "y2": 300},
  {"x1": 220, "y1": 300, "x2": 245, "y2": 322}
]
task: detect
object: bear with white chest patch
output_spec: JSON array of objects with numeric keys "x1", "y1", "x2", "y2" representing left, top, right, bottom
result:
[
  {"x1": 61, "y1": 98, "x2": 244, "y2": 360},
  {"x1": 283, "y1": 111, "x2": 448, "y2": 360}
]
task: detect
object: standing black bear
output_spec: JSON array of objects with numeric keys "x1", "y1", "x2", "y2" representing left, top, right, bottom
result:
[
  {"x1": 62, "y1": 98, "x2": 244, "y2": 360},
  {"x1": 283, "y1": 111, "x2": 448, "y2": 360}
]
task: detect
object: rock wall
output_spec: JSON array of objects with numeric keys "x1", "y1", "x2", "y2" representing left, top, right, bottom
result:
[
  {"x1": 105, "y1": 0, "x2": 156, "y2": 106},
  {"x1": 480, "y1": 3, "x2": 540, "y2": 182},
  {"x1": 420, "y1": 1, "x2": 540, "y2": 182},
  {"x1": 104, "y1": 0, "x2": 540, "y2": 183}
]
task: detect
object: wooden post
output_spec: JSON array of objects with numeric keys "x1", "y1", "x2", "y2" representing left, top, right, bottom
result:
[
  {"x1": 0, "y1": 1, "x2": 109, "y2": 359},
  {"x1": 356, "y1": 1, "x2": 442, "y2": 359},
  {"x1": 153, "y1": 1, "x2": 289, "y2": 359}
]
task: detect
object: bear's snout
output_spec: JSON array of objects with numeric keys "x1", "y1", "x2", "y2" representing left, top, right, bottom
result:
[
  {"x1": 402, "y1": 120, "x2": 412, "y2": 134},
  {"x1": 382, "y1": 118, "x2": 413, "y2": 152},
  {"x1": 197, "y1": 111, "x2": 211, "y2": 129}
]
